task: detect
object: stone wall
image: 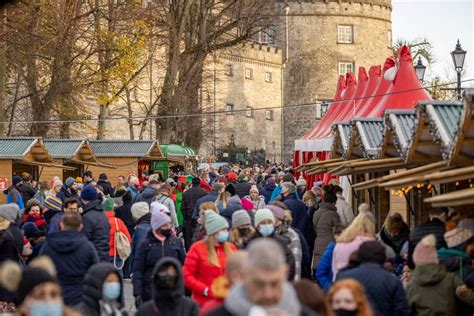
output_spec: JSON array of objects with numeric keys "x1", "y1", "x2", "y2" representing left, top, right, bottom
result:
[
  {"x1": 199, "y1": 44, "x2": 284, "y2": 163},
  {"x1": 270, "y1": 0, "x2": 393, "y2": 162}
]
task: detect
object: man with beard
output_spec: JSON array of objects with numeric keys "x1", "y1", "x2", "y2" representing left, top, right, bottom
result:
[
  {"x1": 56, "y1": 177, "x2": 79, "y2": 202},
  {"x1": 136, "y1": 257, "x2": 199, "y2": 316}
]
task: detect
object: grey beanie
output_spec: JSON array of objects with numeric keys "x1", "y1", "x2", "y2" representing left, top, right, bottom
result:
[
  {"x1": 131, "y1": 202, "x2": 150, "y2": 221},
  {"x1": 0, "y1": 203, "x2": 20, "y2": 223},
  {"x1": 232, "y1": 210, "x2": 252, "y2": 228}
]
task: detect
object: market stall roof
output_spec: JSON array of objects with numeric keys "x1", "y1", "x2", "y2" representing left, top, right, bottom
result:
[
  {"x1": 335, "y1": 67, "x2": 368, "y2": 122},
  {"x1": 331, "y1": 122, "x2": 352, "y2": 159},
  {"x1": 368, "y1": 46, "x2": 431, "y2": 117},
  {"x1": 44, "y1": 139, "x2": 115, "y2": 168},
  {"x1": 379, "y1": 165, "x2": 474, "y2": 189},
  {"x1": 405, "y1": 100, "x2": 462, "y2": 164},
  {"x1": 355, "y1": 66, "x2": 383, "y2": 117},
  {"x1": 352, "y1": 118, "x2": 384, "y2": 158},
  {"x1": 424, "y1": 188, "x2": 474, "y2": 207},
  {"x1": 326, "y1": 73, "x2": 358, "y2": 134},
  {"x1": 0, "y1": 137, "x2": 74, "y2": 170},
  {"x1": 329, "y1": 157, "x2": 406, "y2": 176},
  {"x1": 381, "y1": 109, "x2": 416, "y2": 159},
  {"x1": 160, "y1": 144, "x2": 196, "y2": 157},
  {"x1": 449, "y1": 89, "x2": 474, "y2": 165},
  {"x1": 90, "y1": 140, "x2": 164, "y2": 159},
  {"x1": 305, "y1": 158, "x2": 367, "y2": 175}
]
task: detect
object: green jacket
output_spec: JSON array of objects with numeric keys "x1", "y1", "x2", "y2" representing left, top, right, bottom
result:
[{"x1": 406, "y1": 263, "x2": 474, "y2": 316}]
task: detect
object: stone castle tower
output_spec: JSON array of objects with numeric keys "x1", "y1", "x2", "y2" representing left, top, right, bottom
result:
[{"x1": 270, "y1": 0, "x2": 393, "y2": 161}]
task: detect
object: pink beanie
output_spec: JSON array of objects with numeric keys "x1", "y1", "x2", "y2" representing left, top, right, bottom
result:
[
  {"x1": 241, "y1": 198, "x2": 253, "y2": 211},
  {"x1": 267, "y1": 204, "x2": 286, "y2": 220},
  {"x1": 413, "y1": 234, "x2": 439, "y2": 266}
]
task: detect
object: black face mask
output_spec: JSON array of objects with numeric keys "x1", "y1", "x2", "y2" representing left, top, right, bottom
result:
[
  {"x1": 160, "y1": 228, "x2": 172, "y2": 238},
  {"x1": 156, "y1": 275, "x2": 178, "y2": 289},
  {"x1": 334, "y1": 309, "x2": 357, "y2": 316},
  {"x1": 237, "y1": 227, "x2": 249, "y2": 237}
]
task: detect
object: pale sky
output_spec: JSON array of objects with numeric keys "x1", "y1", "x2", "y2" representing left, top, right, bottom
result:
[{"x1": 392, "y1": 0, "x2": 474, "y2": 87}]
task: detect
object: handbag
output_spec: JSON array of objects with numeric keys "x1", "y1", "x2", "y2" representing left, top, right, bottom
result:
[{"x1": 113, "y1": 218, "x2": 131, "y2": 269}]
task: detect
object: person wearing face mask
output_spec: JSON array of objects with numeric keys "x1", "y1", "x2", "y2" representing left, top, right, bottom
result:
[
  {"x1": 296, "y1": 177, "x2": 307, "y2": 198},
  {"x1": 327, "y1": 279, "x2": 374, "y2": 316},
  {"x1": 183, "y1": 211, "x2": 237, "y2": 306},
  {"x1": 136, "y1": 258, "x2": 199, "y2": 316},
  {"x1": 243, "y1": 208, "x2": 296, "y2": 281},
  {"x1": 133, "y1": 209, "x2": 185, "y2": 307},
  {"x1": 230, "y1": 210, "x2": 254, "y2": 248},
  {"x1": 0, "y1": 257, "x2": 79, "y2": 316},
  {"x1": 79, "y1": 263, "x2": 126, "y2": 316}
]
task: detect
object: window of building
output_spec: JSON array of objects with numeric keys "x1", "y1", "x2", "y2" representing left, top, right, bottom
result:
[
  {"x1": 258, "y1": 25, "x2": 274, "y2": 44},
  {"x1": 225, "y1": 103, "x2": 234, "y2": 115},
  {"x1": 337, "y1": 25, "x2": 354, "y2": 44},
  {"x1": 265, "y1": 72, "x2": 273, "y2": 82},
  {"x1": 225, "y1": 64, "x2": 233, "y2": 76},
  {"x1": 321, "y1": 102, "x2": 329, "y2": 117},
  {"x1": 338, "y1": 62, "x2": 354, "y2": 75},
  {"x1": 265, "y1": 110, "x2": 273, "y2": 120},
  {"x1": 246, "y1": 107, "x2": 253, "y2": 118},
  {"x1": 245, "y1": 68, "x2": 253, "y2": 79}
]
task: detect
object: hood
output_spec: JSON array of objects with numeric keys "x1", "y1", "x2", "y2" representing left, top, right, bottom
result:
[
  {"x1": 46, "y1": 230, "x2": 87, "y2": 254},
  {"x1": 227, "y1": 195, "x2": 242, "y2": 210},
  {"x1": 82, "y1": 200, "x2": 103, "y2": 214},
  {"x1": 412, "y1": 263, "x2": 448, "y2": 286},
  {"x1": 137, "y1": 212, "x2": 152, "y2": 225},
  {"x1": 82, "y1": 263, "x2": 123, "y2": 312},
  {"x1": 319, "y1": 202, "x2": 337, "y2": 212},
  {"x1": 264, "y1": 182, "x2": 276, "y2": 191},
  {"x1": 224, "y1": 281, "x2": 301, "y2": 315},
  {"x1": 152, "y1": 257, "x2": 184, "y2": 307}
]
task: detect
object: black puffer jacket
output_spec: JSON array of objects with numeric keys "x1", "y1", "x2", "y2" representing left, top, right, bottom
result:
[
  {"x1": 81, "y1": 200, "x2": 110, "y2": 262},
  {"x1": 136, "y1": 257, "x2": 199, "y2": 316},
  {"x1": 0, "y1": 223, "x2": 24, "y2": 303},
  {"x1": 78, "y1": 263, "x2": 126, "y2": 316}
]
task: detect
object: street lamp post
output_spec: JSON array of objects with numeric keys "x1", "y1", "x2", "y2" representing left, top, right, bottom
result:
[
  {"x1": 414, "y1": 56, "x2": 426, "y2": 83},
  {"x1": 451, "y1": 39, "x2": 467, "y2": 100}
]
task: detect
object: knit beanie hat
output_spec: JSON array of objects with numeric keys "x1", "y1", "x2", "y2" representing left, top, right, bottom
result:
[
  {"x1": 413, "y1": 234, "x2": 439, "y2": 266},
  {"x1": 296, "y1": 177, "x2": 307, "y2": 187},
  {"x1": 255, "y1": 208, "x2": 275, "y2": 227},
  {"x1": 204, "y1": 211, "x2": 229, "y2": 236},
  {"x1": 232, "y1": 210, "x2": 251, "y2": 228},
  {"x1": 150, "y1": 201, "x2": 171, "y2": 215},
  {"x1": 102, "y1": 198, "x2": 115, "y2": 211},
  {"x1": 241, "y1": 198, "x2": 253, "y2": 211},
  {"x1": 249, "y1": 185, "x2": 259, "y2": 194},
  {"x1": 358, "y1": 241, "x2": 386, "y2": 264},
  {"x1": 131, "y1": 202, "x2": 149, "y2": 221},
  {"x1": 80, "y1": 185, "x2": 97, "y2": 201},
  {"x1": 44, "y1": 196, "x2": 62, "y2": 212},
  {"x1": 65, "y1": 177, "x2": 76, "y2": 188},
  {"x1": 22, "y1": 222, "x2": 41, "y2": 239},
  {"x1": 0, "y1": 203, "x2": 20, "y2": 223},
  {"x1": 12, "y1": 176, "x2": 22, "y2": 186},
  {"x1": 267, "y1": 205, "x2": 285, "y2": 220},
  {"x1": 75, "y1": 177, "x2": 83, "y2": 184},
  {"x1": 151, "y1": 210, "x2": 171, "y2": 231},
  {"x1": 192, "y1": 177, "x2": 201, "y2": 185},
  {"x1": 17, "y1": 266, "x2": 57, "y2": 305},
  {"x1": 444, "y1": 228, "x2": 473, "y2": 248},
  {"x1": 53, "y1": 179, "x2": 63, "y2": 188}
]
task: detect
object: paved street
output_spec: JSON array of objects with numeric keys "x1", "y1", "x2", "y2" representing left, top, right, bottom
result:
[{"x1": 123, "y1": 280, "x2": 136, "y2": 314}]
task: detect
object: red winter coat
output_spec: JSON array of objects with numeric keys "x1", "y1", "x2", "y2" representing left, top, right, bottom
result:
[
  {"x1": 183, "y1": 240, "x2": 236, "y2": 306},
  {"x1": 105, "y1": 211, "x2": 132, "y2": 257}
]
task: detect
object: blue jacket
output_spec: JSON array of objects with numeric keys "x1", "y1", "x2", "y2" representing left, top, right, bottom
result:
[
  {"x1": 269, "y1": 184, "x2": 282, "y2": 202},
  {"x1": 192, "y1": 191, "x2": 219, "y2": 218},
  {"x1": 81, "y1": 200, "x2": 110, "y2": 262},
  {"x1": 260, "y1": 182, "x2": 276, "y2": 204},
  {"x1": 47, "y1": 212, "x2": 64, "y2": 235},
  {"x1": 41, "y1": 230, "x2": 99, "y2": 306},
  {"x1": 132, "y1": 230, "x2": 186, "y2": 301},
  {"x1": 337, "y1": 263, "x2": 410, "y2": 316},
  {"x1": 315, "y1": 242, "x2": 335, "y2": 291},
  {"x1": 130, "y1": 213, "x2": 151, "y2": 271},
  {"x1": 283, "y1": 194, "x2": 308, "y2": 234}
]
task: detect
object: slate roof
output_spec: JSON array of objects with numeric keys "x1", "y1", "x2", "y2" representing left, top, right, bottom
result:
[
  {"x1": 353, "y1": 118, "x2": 384, "y2": 157},
  {"x1": 43, "y1": 140, "x2": 84, "y2": 158},
  {"x1": 419, "y1": 100, "x2": 463, "y2": 159},
  {"x1": 89, "y1": 140, "x2": 156, "y2": 157},
  {"x1": 0, "y1": 137, "x2": 39, "y2": 159},
  {"x1": 384, "y1": 109, "x2": 416, "y2": 157}
]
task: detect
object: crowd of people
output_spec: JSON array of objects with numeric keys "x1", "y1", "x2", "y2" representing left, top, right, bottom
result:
[{"x1": 0, "y1": 166, "x2": 473, "y2": 316}]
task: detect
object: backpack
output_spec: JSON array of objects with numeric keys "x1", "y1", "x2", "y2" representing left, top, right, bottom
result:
[{"x1": 113, "y1": 218, "x2": 131, "y2": 269}]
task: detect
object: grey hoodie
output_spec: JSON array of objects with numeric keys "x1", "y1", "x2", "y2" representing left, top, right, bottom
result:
[{"x1": 224, "y1": 281, "x2": 301, "y2": 316}]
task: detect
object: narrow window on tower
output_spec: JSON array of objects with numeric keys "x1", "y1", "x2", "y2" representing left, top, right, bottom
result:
[
  {"x1": 225, "y1": 103, "x2": 234, "y2": 115},
  {"x1": 338, "y1": 62, "x2": 354, "y2": 75},
  {"x1": 245, "y1": 68, "x2": 253, "y2": 79},
  {"x1": 246, "y1": 107, "x2": 254, "y2": 118},
  {"x1": 265, "y1": 110, "x2": 273, "y2": 120},
  {"x1": 265, "y1": 72, "x2": 273, "y2": 83},
  {"x1": 337, "y1": 25, "x2": 354, "y2": 44},
  {"x1": 225, "y1": 64, "x2": 233, "y2": 76}
]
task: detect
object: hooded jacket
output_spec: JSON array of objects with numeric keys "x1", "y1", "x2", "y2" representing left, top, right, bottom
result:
[
  {"x1": 283, "y1": 193, "x2": 308, "y2": 234},
  {"x1": 97, "y1": 179, "x2": 114, "y2": 197},
  {"x1": 312, "y1": 202, "x2": 341, "y2": 266},
  {"x1": 408, "y1": 218, "x2": 447, "y2": 269},
  {"x1": 135, "y1": 186, "x2": 158, "y2": 205},
  {"x1": 81, "y1": 200, "x2": 111, "y2": 262},
  {"x1": 220, "y1": 195, "x2": 242, "y2": 225},
  {"x1": 56, "y1": 185, "x2": 78, "y2": 203},
  {"x1": 130, "y1": 213, "x2": 151, "y2": 271},
  {"x1": 260, "y1": 182, "x2": 276, "y2": 204},
  {"x1": 78, "y1": 263, "x2": 126, "y2": 316},
  {"x1": 136, "y1": 257, "x2": 199, "y2": 316},
  {"x1": 132, "y1": 230, "x2": 186, "y2": 301},
  {"x1": 406, "y1": 263, "x2": 467, "y2": 316},
  {"x1": 205, "y1": 281, "x2": 314, "y2": 316},
  {"x1": 40, "y1": 230, "x2": 99, "y2": 305}
]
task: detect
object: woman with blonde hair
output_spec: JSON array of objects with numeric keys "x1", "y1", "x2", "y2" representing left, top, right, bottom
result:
[
  {"x1": 327, "y1": 279, "x2": 374, "y2": 316},
  {"x1": 230, "y1": 210, "x2": 254, "y2": 248},
  {"x1": 183, "y1": 211, "x2": 236, "y2": 306},
  {"x1": 332, "y1": 211, "x2": 375, "y2": 279},
  {"x1": 193, "y1": 202, "x2": 219, "y2": 242},
  {"x1": 215, "y1": 190, "x2": 231, "y2": 213}
]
